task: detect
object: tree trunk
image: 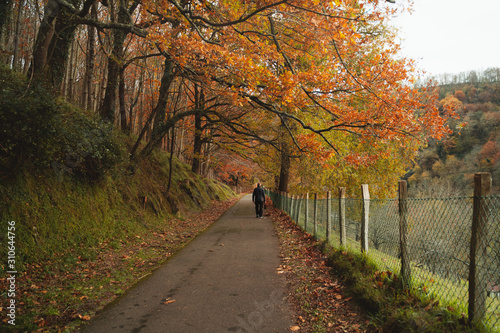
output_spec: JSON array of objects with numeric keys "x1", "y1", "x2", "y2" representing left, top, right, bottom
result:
[
  {"x1": 191, "y1": 85, "x2": 204, "y2": 174},
  {"x1": 11, "y1": 0, "x2": 24, "y2": 70},
  {"x1": 119, "y1": 66, "x2": 128, "y2": 131},
  {"x1": 278, "y1": 142, "x2": 291, "y2": 192},
  {"x1": 30, "y1": 0, "x2": 58, "y2": 83},
  {"x1": 30, "y1": 0, "x2": 81, "y2": 91},
  {"x1": 166, "y1": 125, "x2": 176, "y2": 192},
  {"x1": 129, "y1": 68, "x2": 144, "y2": 133},
  {"x1": 100, "y1": 3, "x2": 129, "y2": 123},
  {"x1": 278, "y1": 118, "x2": 291, "y2": 192},
  {"x1": 83, "y1": 2, "x2": 96, "y2": 111},
  {"x1": 0, "y1": 0, "x2": 12, "y2": 39},
  {"x1": 130, "y1": 56, "x2": 175, "y2": 160},
  {"x1": 151, "y1": 55, "x2": 175, "y2": 141}
]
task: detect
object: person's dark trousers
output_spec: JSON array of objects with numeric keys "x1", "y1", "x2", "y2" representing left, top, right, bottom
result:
[{"x1": 255, "y1": 201, "x2": 264, "y2": 217}]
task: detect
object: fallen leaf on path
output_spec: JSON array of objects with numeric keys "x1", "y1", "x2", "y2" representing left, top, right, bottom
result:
[
  {"x1": 163, "y1": 298, "x2": 176, "y2": 304},
  {"x1": 290, "y1": 325, "x2": 301, "y2": 331},
  {"x1": 77, "y1": 314, "x2": 91, "y2": 320}
]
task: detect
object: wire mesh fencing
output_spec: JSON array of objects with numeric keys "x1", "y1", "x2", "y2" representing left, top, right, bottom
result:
[{"x1": 265, "y1": 177, "x2": 500, "y2": 332}]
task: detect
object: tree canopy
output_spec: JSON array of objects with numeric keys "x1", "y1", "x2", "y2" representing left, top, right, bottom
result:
[{"x1": 1, "y1": 0, "x2": 458, "y2": 195}]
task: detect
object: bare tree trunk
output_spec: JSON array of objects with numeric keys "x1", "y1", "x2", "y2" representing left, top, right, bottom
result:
[
  {"x1": 151, "y1": 55, "x2": 175, "y2": 141},
  {"x1": 11, "y1": 0, "x2": 24, "y2": 70},
  {"x1": 0, "y1": 0, "x2": 12, "y2": 38},
  {"x1": 278, "y1": 120, "x2": 291, "y2": 192},
  {"x1": 83, "y1": 3, "x2": 96, "y2": 111},
  {"x1": 129, "y1": 69, "x2": 143, "y2": 133},
  {"x1": 119, "y1": 66, "x2": 128, "y2": 131},
  {"x1": 278, "y1": 143, "x2": 291, "y2": 192},
  {"x1": 64, "y1": 39, "x2": 75, "y2": 101},
  {"x1": 191, "y1": 85, "x2": 204, "y2": 174},
  {"x1": 29, "y1": 0, "x2": 85, "y2": 92},
  {"x1": 166, "y1": 123, "x2": 176, "y2": 192}
]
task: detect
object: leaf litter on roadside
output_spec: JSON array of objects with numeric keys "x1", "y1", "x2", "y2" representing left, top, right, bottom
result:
[{"x1": 271, "y1": 207, "x2": 376, "y2": 332}]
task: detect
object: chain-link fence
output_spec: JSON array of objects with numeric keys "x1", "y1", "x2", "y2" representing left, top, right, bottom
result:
[{"x1": 266, "y1": 176, "x2": 500, "y2": 332}]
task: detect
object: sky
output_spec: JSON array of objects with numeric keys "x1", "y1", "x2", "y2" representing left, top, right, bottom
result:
[{"x1": 390, "y1": 0, "x2": 500, "y2": 77}]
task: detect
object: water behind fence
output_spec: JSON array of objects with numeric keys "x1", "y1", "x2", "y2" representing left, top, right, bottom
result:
[{"x1": 266, "y1": 174, "x2": 500, "y2": 332}]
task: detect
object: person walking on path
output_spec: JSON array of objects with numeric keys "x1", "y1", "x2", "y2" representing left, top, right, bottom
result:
[{"x1": 252, "y1": 183, "x2": 265, "y2": 218}]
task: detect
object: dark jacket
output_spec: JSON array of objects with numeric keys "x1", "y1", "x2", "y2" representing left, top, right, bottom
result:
[{"x1": 252, "y1": 186, "x2": 265, "y2": 203}]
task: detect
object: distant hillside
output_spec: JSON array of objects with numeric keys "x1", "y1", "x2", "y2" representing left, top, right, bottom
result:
[{"x1": 410, "y1": 69, "x2": 500, "y2": 196}]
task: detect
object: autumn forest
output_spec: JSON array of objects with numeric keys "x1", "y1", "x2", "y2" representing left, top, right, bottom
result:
[
  {"x1": 3, "y1": 0, "x2": 500, "y2": 331},
  {"x1": 1, "y1": 0, "x2": 467, "y2": 198}
]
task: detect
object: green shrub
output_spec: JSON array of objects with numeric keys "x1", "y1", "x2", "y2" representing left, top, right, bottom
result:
[
  {"x1": 0, "y1": 65, "x2": 124, "y2": 181},
  {"x1": 0, "y1": 65, "x2": 60, "y2": 174}
]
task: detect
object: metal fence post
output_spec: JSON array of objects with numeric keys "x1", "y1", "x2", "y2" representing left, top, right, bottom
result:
[
  {"x1": 287, "y1": 192, "x2": 291, "y2": 213},
  {"x1": 361, "y1": 184, "x2": 370, "y2": 253},
  {"x1": 305, "y1": 193, "x2": 309, "y2": 232},
  {"x1": 327, "y1": 191, "x2": 332, "y2": 244},
  {"x1": 283, "y1": 192, "x2": 290, "y2": 214},
  {"x1": 313, "y1": 193, "x2": 318, "y2": 237},
  {"x1": 339, "y1": 187, "x2": 346, "y2": 247},
  {"x1": 399, "y1": 180, "x2": 411, "y2": 289},
  {"x1": 469, "y1": 172, "x2": 491, "y2": 325}
]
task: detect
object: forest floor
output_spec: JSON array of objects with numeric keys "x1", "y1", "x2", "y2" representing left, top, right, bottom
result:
[{"x1": 270, "y1": 206, "x2": 376, "y2": 332}]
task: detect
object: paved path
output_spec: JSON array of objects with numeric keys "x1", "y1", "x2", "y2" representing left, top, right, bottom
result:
[{"x1": 79, "y1": 194, "x2": 294, "y2": 333}]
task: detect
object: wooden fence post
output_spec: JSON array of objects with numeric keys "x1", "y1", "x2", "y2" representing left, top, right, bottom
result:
[
  {"x1": 361, "y1": 184, "x2": 370, "y2": 253},
  {"x1": 339, "y1": 187, "x2": 346, "y2": 247},
  {"x1": 305, "y1": 193, "x2": 309, "y2": 232},
  {"x1": 313, "y1": 193, "x2": 318, "y2": 237},
  {"x1": 327, "y1": 191, "x2": 332, "y2": 244},
  {"x1": 469, "y1": 172, "x2": 491, "y2": 325},
  {"x1": 398, "y1": 180, "x2": 411, "y2": 289}
]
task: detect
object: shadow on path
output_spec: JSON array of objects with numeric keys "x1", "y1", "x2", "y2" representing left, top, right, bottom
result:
[{"x1": 78, "y1": 194, "x2": 293, "y2": 333}]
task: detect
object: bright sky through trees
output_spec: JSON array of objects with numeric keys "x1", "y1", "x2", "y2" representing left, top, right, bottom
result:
[{"x1": 391, "y1": 0, "x2": 500, "y2": 76}]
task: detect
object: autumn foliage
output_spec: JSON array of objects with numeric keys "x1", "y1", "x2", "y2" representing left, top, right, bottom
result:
[{"x1": 1, "y1": 0, "x2": 457, "y2": 192}]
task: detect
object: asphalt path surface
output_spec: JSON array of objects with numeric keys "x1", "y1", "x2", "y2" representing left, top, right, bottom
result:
[{"x1": 79, "y1": 194, "x2": 294, "y2": 333}]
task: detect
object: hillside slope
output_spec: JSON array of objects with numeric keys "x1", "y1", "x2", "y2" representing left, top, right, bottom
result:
[{"x1": 0, "y1": 151, "x2": 237, "y2": 331}]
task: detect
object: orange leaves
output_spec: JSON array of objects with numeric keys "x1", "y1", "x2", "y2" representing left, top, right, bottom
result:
[
  {"x1": 163, "y1": 297, "x2": 176, "y2": 304},
  {"x1": 135, "y1": 0, "x2": 450, "y2": 192}
]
